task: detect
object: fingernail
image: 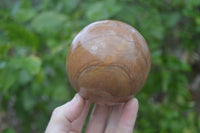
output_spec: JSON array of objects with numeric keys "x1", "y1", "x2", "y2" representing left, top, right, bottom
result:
[
  {"x1": 71, "y1": 94, "x2": 79, "y2": 103},
  {"x1": 131, "y1": 98, "x2": 139, "y2": 109},
  {"x1": 72, "y1": 93, "x2": 81, "y2": 103},
  {"x1": 127, "y1": 98, "x2": 138, "y2": 106},
  {"x1": 132, "y1": 98, "x2": 138, "y2": 103}
]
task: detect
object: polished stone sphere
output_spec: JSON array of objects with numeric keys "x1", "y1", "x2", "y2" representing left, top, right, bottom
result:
[{"x1": 66, "y1": 20, "x2": 151, "y2": 104}]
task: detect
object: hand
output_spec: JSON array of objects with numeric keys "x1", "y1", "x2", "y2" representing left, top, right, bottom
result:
[{"x1": 45, "y1": 93, "x2": 139, "y2": 133}]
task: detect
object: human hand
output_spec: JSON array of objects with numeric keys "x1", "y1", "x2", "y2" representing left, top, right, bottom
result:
[{"x1": 45, "y1": 93, "x2": 139, "y2": 133}]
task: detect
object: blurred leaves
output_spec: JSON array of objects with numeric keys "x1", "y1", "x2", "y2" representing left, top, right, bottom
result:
[
  {"x1": 61, "y1": 0, "x2": 80, "y2": 13},
  {"x1": 3, "y1": 128, "x2": 16, "y2": 133},
  {"x1": 15, "y1": 9, "x2": 36, "y2": 22},
  {"x1": 1, "y1": 23, "x2": 39, "y2": 47},
  {"x1": 23, "y1": 56, "x2": 41, "y2": 75},
  {"x1": 0, "y1": 0, "x2": 199, "y2": 133},
  {"x1": 86, "y1": 0, "x2": 122, "y2": 21},
  {"x1": 31, "y1": 11, "x2": 67, "y2": 36},
  {"x1": 0, "y1": 66, "x2": 17, "y2": 91},
  {"x1": 0, "y1": 56, "x2": 41, "y2": 92}
]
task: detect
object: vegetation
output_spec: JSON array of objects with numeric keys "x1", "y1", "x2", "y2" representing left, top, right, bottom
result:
[{"x1": 0, "y1": 0, "x2": 199, "y2": 132}]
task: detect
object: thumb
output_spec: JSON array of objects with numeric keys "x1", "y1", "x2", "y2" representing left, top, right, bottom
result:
[{"x1": 45, "y1": 94, "x2": 85, "y2": 133}]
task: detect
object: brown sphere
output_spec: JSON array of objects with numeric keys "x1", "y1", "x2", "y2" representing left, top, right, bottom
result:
[{"x1": 67, "y1": 20, "x2": 151, "y2": 104}]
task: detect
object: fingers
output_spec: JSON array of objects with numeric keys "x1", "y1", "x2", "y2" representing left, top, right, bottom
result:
[
  {"x1": 45, "y1": 94, "x2": 85, "y2": 133},
  {"x1": 117, "y1": 98, "x2": 139, "y2": 133},
  {"x1": 85, "y1": 104, "x2": 111, "y2": 133},
  {"x1": 105, "y1": 104, "x2": 124, "y2": 133},
  {"x1": 45, "y1": 94, "x2": 139, "y2": 133},
  {"x1": 70, "y1": 101, "x2": 91, "y2": 133}
]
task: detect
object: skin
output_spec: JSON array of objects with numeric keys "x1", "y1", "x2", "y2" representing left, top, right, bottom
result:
[{"x1": 45, "y1": 93, "x2": 139, "y2": 133}]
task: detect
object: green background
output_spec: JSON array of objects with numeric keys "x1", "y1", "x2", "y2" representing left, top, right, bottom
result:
[{"x1": 0, "y1": 0, "x2": 200, "y2": 132}]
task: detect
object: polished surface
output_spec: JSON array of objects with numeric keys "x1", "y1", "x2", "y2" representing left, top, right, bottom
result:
[{"x1": 67, "y1": 20, "x2": 151, "y2": 104}]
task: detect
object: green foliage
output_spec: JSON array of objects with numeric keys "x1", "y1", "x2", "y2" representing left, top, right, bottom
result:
[
  {"x1": 0, "y1": 0, "x2": 199, "y2": 132},
  {"x1": 3, "y1": 128, "x2": 16, "y2": 133}
]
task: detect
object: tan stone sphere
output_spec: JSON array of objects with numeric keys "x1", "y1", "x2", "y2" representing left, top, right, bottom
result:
[{"x1": 66, "y1": 20, "x2": 151, "y2": 104}]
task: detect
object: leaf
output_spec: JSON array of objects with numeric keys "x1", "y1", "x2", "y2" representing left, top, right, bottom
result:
[
  {"x1": 0, "y1": 61, "x2": 6, "y2": 69},
  {"x1": 0, "y1": 68, "x2": 17, "y2": 92},
  {"x1": 30, "y1": 11, "x2": 67, "y2": 36},
  {"x1": 163, "y1": 12, "x2": 181, "y2": 28},
  {"x1": 52, "y1": 85, "x2": 70, "y2": 101},
  {"x1": 0, "y1": 44, "x2": 12, "y2": 58},
  {"x1": 62, "y1": 0, "x2": 80, "y2": 13},
  {"x1": 9, "y1": 57, "x2": 24, "y2": 69},
  {"x1": 18, "y1": 69, "x2": 32, "y2": 85},
  {"x1": 23, "y1": 56, "x2": 41, "y2": 75},
  {"x1": 117, "y1": 7, "x2": 136, "y2": 26},
  {"x1": 2, "y1": 23, "x2": 39, "y2": 47},
  {"x1": 22, "y1": 90, "x2": 36, "y2": 111},
  {"x1": 195, "y1": 16, "x2": 200, "y2": 26},
  {"x1": 20, "y1": 0, "x2": 31, "y2": 9},
  {"x1": 86, "y1": 2, "x2": 110, "y2": 21},
  {"x1": 15, "y1": 9, "x2": 36, "y2": 22},
  {"x1": 104, "y1": 0, "x2": 122, "y2": 15},
  {"x1": 161, "y1": 69, "x2": 170, "y2": 91},
  {"x1": 2, "y1": 127, "x2": 16, "y2": 133},
  {"x1": 132, "y1": 6, "x2": 164, "y2": 40},
  {"x1": 180, "y1": 61, "x2": 191, "y2": 71},
  {"x1": 151, "y1": 50, "x2": 162, "y2": 65},
  {"x1": 185, "y1": 0, "x2": 200, "y2": 8}
]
